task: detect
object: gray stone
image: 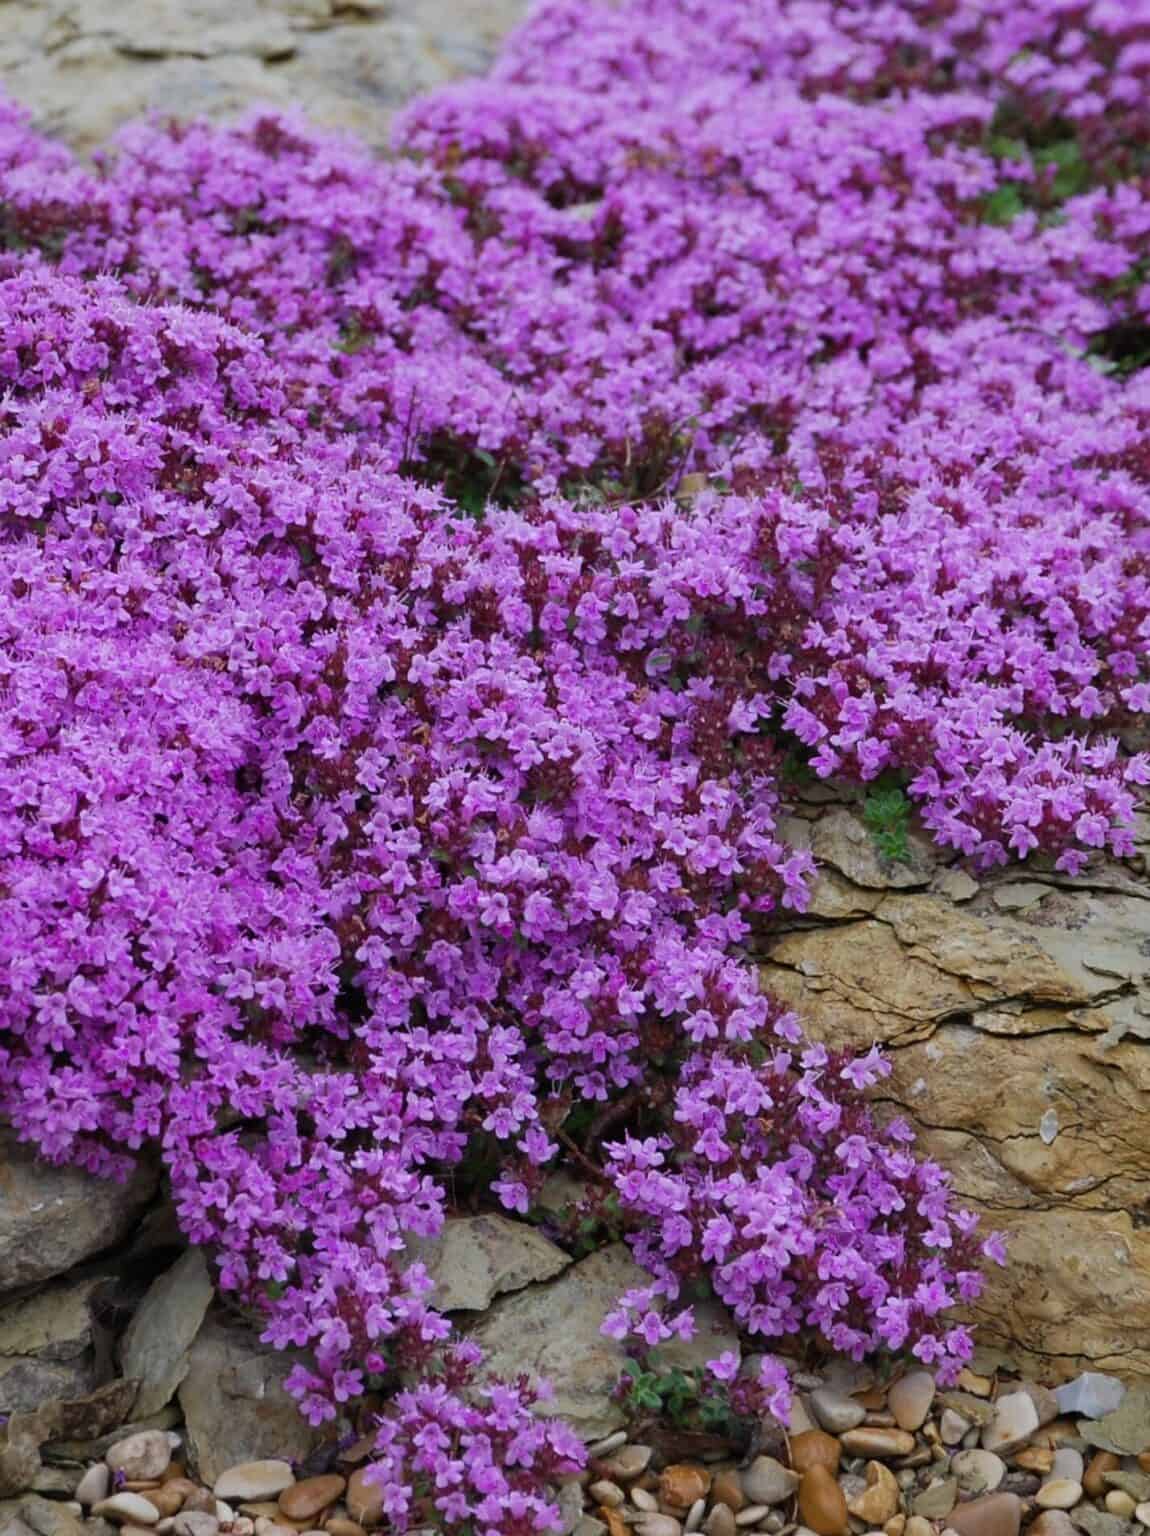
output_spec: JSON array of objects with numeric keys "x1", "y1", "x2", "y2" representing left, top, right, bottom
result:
[
  {"x1": 913, "y1": 1480, "x2": 957, "y2": 1520},
  {"x1": 1052, "y1": 1451, "x2": 1085, "y2": 1484},
  {"x1": 1081, "y1": 1387, "x2": 1150, "y2": 1456},
  {"x1": 1105, "y1": 1474, "x2": 1150, "y2": 1504},
  {"x1": 741, "y1": 1459, "x2": 799, "y2": 1508},
  {"x1": 1056, "y1": 1375, "x2": 1126, "y2": 1422},
  {"x1": 405, "y1": 1216, "x2": 570, "y2": 1313},
  {"x1": 18, "y1": 1499, "x2": 83, "y2": 1536},
  {"x1": 91, "y1": 1495, "x2": 160, "y2": 1526},
  {"x1": 808, "y1": 1388, "x2": 866, "y2": 1434},
  {"x1": 1071, "y1": 1509, "x2": 1133, "y2": 1536},
  {"x1": 469, "y1": 1246, "x2": 735, "y2": 1440},
  {"x1": 119, "y1": 1252, "x2": 214, "y2": 1419},
  {"x1": 178, "y1": 1317, "x2": 329, "y2": 1486},
  {"x1": 0, "y1": 1279, "x2": 103, "y2": 1414},
  {"x1": 75, "y1": 1467, "x2": 110, "y2": 1509},
  {"x1": 0, "y1": 1136, "x2": 156, "y2": 1296}
]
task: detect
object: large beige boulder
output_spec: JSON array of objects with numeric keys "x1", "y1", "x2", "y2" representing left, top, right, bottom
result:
[{"x1": 762, "y1": 801, "x2": 1150, "y2": 1378}]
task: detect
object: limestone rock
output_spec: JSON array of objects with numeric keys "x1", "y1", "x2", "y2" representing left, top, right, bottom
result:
[
  {"x1": 0, "y1": 0, "x2": 529, "y2": 154},
  {"x1": 468, "y1": 1244, "x2": 735, "y2": 1439},
  {"x1": 1057, "y1": 1376, "x2": 1126, "y2": 1421},
  {"x1": 119, "y1": 1251, "x2": 214, "y2": 1419},
  {"x1": 178, "y1": 1316, "x2": 329, "y2": 1486},
  {"x1": 0, "y1": 1278, "x2": 104, "y2": 1414},
  {"x1": 405, "y1": 1215, "x2": 570, "y2": 1313},
  {"x1": 0, "y1": 1137, "x2": 156, "y2": 1296},
  {"x1": 761, "y1": 850, "x2": 1150, "y2": 1378}
]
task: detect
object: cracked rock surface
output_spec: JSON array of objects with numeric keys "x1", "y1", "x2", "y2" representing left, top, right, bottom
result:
[
  {"x1": 764, "y1": 799, "x2": 1150, "y2": 1378},
  {"x1": 0, "y1": 0, "x2": 528, "y2": 151}
]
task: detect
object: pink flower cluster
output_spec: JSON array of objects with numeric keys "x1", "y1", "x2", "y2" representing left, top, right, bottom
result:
[{"x1": 1, "y1": 0, "x2": 1149, "y2": 1528}]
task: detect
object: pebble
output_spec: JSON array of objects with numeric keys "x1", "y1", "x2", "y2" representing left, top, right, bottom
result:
[
  {"x1": 1050, "y1": 1450, "x2": 1084, "y2": 1484},
  {"x1": 632, "y1": 1491, "x2": 658, "y2": 1513},
  {"x1": 1035, "y1": 1480, "x2": 1082, "y2": 1510},
  {"x1": 1105, "y1": 1493, "x2": 1136, "y2": 1519},
  {"x1": 982, "y1": 1395, "x2": 1040, "y2": 1457},
  {"x1": 659, "y1": 1467, "x2": 711, "y2": 1512},
  {"x1": 797, "y1": 1468, "x2": 848, "y2": 1536},
  {"x1": 941, "y1": 1413, "x2": 970, "y2": 1447},
  {"x1": 1029, "y1": 1514, "x2": 1077, "y2": 1536},
  {"x1": 637, "y1": 1518, "x2": 681, "y2": 1536},
  {"x1": 1055, "y1": 1376, "x2": 1126, "y2": 1422},
  {"x1": 589, "y1": 1434, "x2": 629, "y2": 1458},
  {"x1": 107, "y1": 1434, "x2": 172, "y2": 1485},
  {"x1": 704, "y1": 1509, "x2": 736, "y2": 1536},
  {"x1": 904, "y1": 1519, "x2": 932, "y2": 1536},
  {"x1": 838, "y1": 1429, "x2": 915, "y2": 1460},
  {"x1": 789, "y1": 1433, "x2": 841, "y2": 1477},
  {"x1": 945, "y1": 1492, "x2": 1022, "y2": 1536},
  {"x1": 1084, "y1": 1454, "x2": 1121, "y2": 1500},
  {"x1": 847, "y1": 1461, "x2": 899, "y2": 1526},
  {"x1": 957, "y1": 1371, "x2": 994, "y2": 1398},
  {"x1": 92, "y1": 1496, "x2": 162, "y2": 1527},
  {"x1": 742, "y1": 1459, "x2": 799, "y2": 1508},
  {"x1": 735, "y1": 1508, "x2": 769, "y2": 1528},
  {"x1": 684, "y1": 1500, "x2": 706, "y2": 1534},
  {"x1": 912, "y1": 1479, "x2": 956, "y2": 1519},
  {"x1": 325, "y1": 1522, "x2": 366, "y2": 1536},
  {"x1": 604, "y1": 1447, "x2": 654, "y2": 1482},
  {"x1": 78, "y1": 1466, "x2": 113, "y2": 1508},
  {"x1": 576, "y1": 1522, "x2": 610, "y2": 1536},
  {"x1": 952, "y1": 1451, "x2": 1006, "y2": 1496},
  {"x1": 889, "y1": 1375, "x2": 935, "y2": 1434},
  {"x1": 1017, "y1": 1383, "x2": 1061, "y2": 1430},
  {"x1": 710, "y1": 1471, "x2": 746, "y2": 1514},
  {"x1": 19, "y1": 1496, "x2": 84, "y2": 1536},
  {"x1": 590, "y1": 1482, "x2": 625, "y2": 1508},
  {"x1": 809, "y1": 1390, "x2": 866, "y2": 1435},
  {"x1": 1106, "y1": 1472, "x2": 1150, "y2": 1502},
  {"x1": 171, "y1": 1517, "x2": 219, "y2": 1536},
  {"x1": 1136, "y1": 1505, "x2": 1150, "y2": 1529},
  {"x1": 346, "y1": 1470, "x2": 383, "y2": 1528},
  {"x1": 279, "y1": 1478, "x2": 346, "y2": 1523},
  {"x1": 215, "y1": 1465, "x2": 296, "y2": 1503},
  {"x1": 180, "y1": 1491, "x2": 217, "y2": 1517},
  {"x1": 1014, "y1": 1449, "x2": 1054, "y2": 1476}
]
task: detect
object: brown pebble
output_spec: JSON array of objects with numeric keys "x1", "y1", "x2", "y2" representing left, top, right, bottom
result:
[
  {"x1": 946, "y1": 1492, "x2": 1022, "y2": 1536},
  {"x1": 798, "y1": 1467, "x2": 848, "y2": 1536},
  {"x1": 709, "y1": 1471, "x2": 746, "y2": 1515},
  {"x1": 147, "y1": 1488, "x2": 188, "y2": 1519},
  {"x1": 789, "y1": 1431, "x2": 841, "y2": 1477},
  {"x1": 279, "y1": 1480, "x2": 346, "y2": 1525},
  {"x1": 601, "y1": 1509, "x2": 628, "y2": 1536},
  {"x1": 163, "y1": 1467, "x2": 188, "y2": 1486},
  {"x1": 324, "y1": 1521, "x2": 365, "y2": 1536},
  {"x1": 182, "y1": 1492, "x2": 218, "y2": 1518},
  {"x1": 1083, "y1": 1453, "x2": 1121, "y2": 1501},
  {"x1": 1139, "y1": 1453, "x2": 1150, "y2": 1475},
  {"x1": 162, "y1": 1483, "x2": 198, "y2": 1503},
  {"x1": 1012, "y1": 1448, "x2": 1053, "y2": 1475},
  {"x1": 847, "y1": 1461, "x2": 900, "y2": 1527},
  {"x1": 659, "y1": 1465, "x2": 711, "y2": 1512}
]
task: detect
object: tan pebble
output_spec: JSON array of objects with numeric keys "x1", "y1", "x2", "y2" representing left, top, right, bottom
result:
[
  {"x1": 1029, "y1": 1420, "x2": 1079, "y2": 1451},
  {"x1": 241, "y1": 1509, "x2": 285, "y2": 1522},
  {"x1": 734, "y1": 1509, "x2": 768, "y2": 1528},
  {"x1": 215, "y1": 1466, "x2": 295, "y2": 1505},
  {"x1": 148, "y1": 1490, "x2": 188, "y2": 1519},
  {"x1": 590, "y1": 1483, "x2": 624, "y2": 1509},
  {"x1": 710, "y1": 1471, "x2": 746, "y2": 1515},
  {"x1": 163, "y1": 1468, "x2": 188, "y2": 1486},
  {"x1": 1134, "y1": 1503, "x2": 1150, "y2": 1528},
  {"x1": 172, "y1": 1516, "x2": 219, "y2": 1536},
  {"x1": 632, "y1": 1490, "x2": 658, "y2": 1512},
  {"x1": 789, "y1": 1432, "x2": 841, "y2": 1477},
  {"x1": 1106, "y1": 1493, "x2": 1137, "y2": 1518},
  {"x1": 78, "y1": 1466, "x2": 113, "y2": 1507},
  {"x1": 637, "y1": 1517, "x2": 681, "y2": 1536},
  {"x1": 1083, "y1": 1454, "x2": 1121, "y2": 1501},
  {"x1": 839, "y1": 1429, "x2": 915, "y2": 1460},
  {"x1": 797, "y1": 1468, "x2": 848, "y2": 1536},
  {"x1": 1012, "y1": 1448, "x2": 1052, "y2": 1475},
  {"x1": 92, "y1": 1496, "x2": 162, "y2": 1526},
  {"x1": 704, "y1": 1508, "x2": 736, "y2": 1536},
  {"x1": 889, "y1": 1374, "x2": 935, "y2": 1435},
  {"x1": 903, "y1": 1519, "x2": 932, "y2": 1536},
  {"x1": 1028, "y1": 1514, "x2": 1076, "y2": 1536},
  {"x1": 107, "y1": 1433, "x2": 173, "y2": 1485},
  {"x1": 659, "y1": 1466, "x2": 711, "y2": 1512},
  {"x1": 605, "y1": 1446, "x2": 655, "y2": 1482},
  {"x1": 684, "y1": 1498, "x2": 706, "y2": 1535},
  {"x1": 884, "y1": 1518, "x2": 906, "y2": 1536},
  {"x1": 955, "y1": 1371, "x2": 993, "y2": 1398},
  {"x1": 124, "y1": 1483, "x2": 164, "y2": 1494},
  {"x1": 324, "y1": 1521, "x2": 365, "y2": 1536},
  {"x1": 847, "y1": 1462, "x2": 900, "y2": 1527},
  {"x1": 345, "y1": 1472, "x2": 382, "y2": 1530},
  {"x1": 601, "y1": 1509, "x2": 628, "y2": 1536},
  {"x1": 1140, "y1": 1455, "x2": 1150, "y2": 1475},
  {"x1": 121, "y1": 1526, "x2": 156, "y2": 1536},
  {"x1": 1033, "y1": 1481, "x2": 1081, "y2": 1511},
  {"x1": 279, "y1": 1479, "x2": 346, "y2": 1525},
  {"x1": 163, "y1": 1483, "x2": 199, "y2": 1504}
]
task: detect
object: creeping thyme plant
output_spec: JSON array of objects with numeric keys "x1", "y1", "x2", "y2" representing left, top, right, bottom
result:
[{"x1": 2, "y1": 0, "x2": 1150, "y2": 1529}]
